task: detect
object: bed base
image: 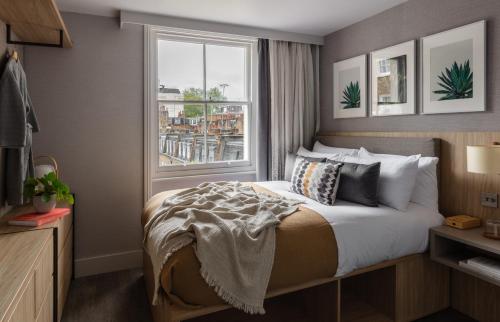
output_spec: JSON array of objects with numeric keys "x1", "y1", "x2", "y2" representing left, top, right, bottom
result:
[{"x1": 143, "y1": 251, "x2": 450, "y2": 322}]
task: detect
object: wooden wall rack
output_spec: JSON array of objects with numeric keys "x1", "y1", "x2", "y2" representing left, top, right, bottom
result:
[{"x1": 0, "y1": 0, "x2": 72, "y2": 48}]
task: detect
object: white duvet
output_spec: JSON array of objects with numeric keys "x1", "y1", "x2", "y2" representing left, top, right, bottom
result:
[{"x1": 256, "y1": 181, "x2": 444, "y2": 277}]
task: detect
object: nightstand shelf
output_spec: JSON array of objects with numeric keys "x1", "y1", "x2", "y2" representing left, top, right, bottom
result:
[{"x1": 430, "y1": 225, "x2": 500, "y2": 287}]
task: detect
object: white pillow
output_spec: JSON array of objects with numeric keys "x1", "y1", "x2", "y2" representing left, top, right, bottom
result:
[
  {"x1": 358, "y1": 148, "x2": 439, "y2": 211},
  {"x1": 313, "y1": 141, "x2": 359, "y2": 157},
  {"x1": 358, "y1": 148, "x2": 420, "y2": 211},
  {"x1": 411, "y1": 157, "x2": 439, "y2": 211},
  {"x1": 297, "y1": 146, "x2": 343, "y2": 159}
]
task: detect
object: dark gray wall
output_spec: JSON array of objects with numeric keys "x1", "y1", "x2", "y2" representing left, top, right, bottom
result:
[
  {"x1": 24, "y1": 13, "x2": 144, "y2": 268},
  {"x1": 320, "y1": 0, "x2": 500, "y2": 132},
  {"x1": 22, "y1": 12, "x2": 256, "y2": 276}
]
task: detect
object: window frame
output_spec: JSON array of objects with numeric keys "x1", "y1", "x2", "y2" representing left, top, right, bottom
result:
[
  {"x1": 378, "y1": 59, "x2": 391, "y2": 76},
  {"x1": 144, "y1": 25, "x2": 257, "y2": 196}
]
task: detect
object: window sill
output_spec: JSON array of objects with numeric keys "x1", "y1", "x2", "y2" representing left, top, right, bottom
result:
[
  {"x1": 152, "y1": 170, "x2": 256, "y2": 183},
  {"x1": 153, "y1": 164, "x2": 256, "y2": 180}
]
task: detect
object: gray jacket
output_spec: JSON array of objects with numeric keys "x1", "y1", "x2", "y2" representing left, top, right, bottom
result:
[{"x1": 0, "y1": 57, "x2": 39, "y2": 205}]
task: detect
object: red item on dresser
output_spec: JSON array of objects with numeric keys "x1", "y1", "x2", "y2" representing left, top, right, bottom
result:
[{"x1": 8, "y1": 208, "x2": 71, "y2": 227}]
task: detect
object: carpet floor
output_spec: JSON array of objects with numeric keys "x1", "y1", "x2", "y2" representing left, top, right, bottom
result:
[{"x1": 61, "y1": 269, "x2": 476, "y2": 322}]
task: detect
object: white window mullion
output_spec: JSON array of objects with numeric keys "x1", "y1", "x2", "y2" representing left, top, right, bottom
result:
[
  {"x1": 202, "y1": 43, "x2": 208, "y2": 164},
  {"x1": 203, "y1": 42, "x2": 207, "y2": 101}
]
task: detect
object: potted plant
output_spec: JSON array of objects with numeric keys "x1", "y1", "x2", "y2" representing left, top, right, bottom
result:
[{"x1": 24, "y1": 172, "x2": 74, "y2": 213}]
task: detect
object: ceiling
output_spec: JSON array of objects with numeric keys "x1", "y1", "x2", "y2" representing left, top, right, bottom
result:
[{"x1": 56, "y1": 0, "x2": 407, "y2": 36}]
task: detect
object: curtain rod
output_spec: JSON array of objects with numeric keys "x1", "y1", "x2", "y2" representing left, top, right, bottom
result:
[{"x1": 120, "y1": 10, "x2": 324, "y2": 46}]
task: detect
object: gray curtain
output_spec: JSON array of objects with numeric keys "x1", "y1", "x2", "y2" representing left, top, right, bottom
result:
[
  {"x1": 268, "y1": 40, "x2": 319, "y2": 180},
  {"x1": 256, "y1": 39, "x2": 271, "y2": 181}
]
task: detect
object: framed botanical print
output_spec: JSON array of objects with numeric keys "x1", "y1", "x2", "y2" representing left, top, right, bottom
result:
[
  {"x1": 333, "y1": 55, "x2": 367, "y2": 119},
  {"x1": 421, "y1": 20, "x2": 486, "y2": 114},
  {"x1": 370, "y1": 40, "x2": 416, "y2": 116}
]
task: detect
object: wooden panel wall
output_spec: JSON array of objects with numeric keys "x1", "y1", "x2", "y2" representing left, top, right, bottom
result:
[
  {"x1": 320, "y1": 132, "x2": 500, "y2": 221},
  {"x1": 451, "y1": 270, "x2": 499, "y2": 322}
]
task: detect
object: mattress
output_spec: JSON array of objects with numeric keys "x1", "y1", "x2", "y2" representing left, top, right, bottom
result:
[
  {"x1": 142, "y1": 181, "x2": 443, "y2": 307},
  {"x1": 142, "y1": 183, "x2": 338, "y2": 308},
  {"x1": 257, "y1": 181, "x2": 444, "y2": 276}
]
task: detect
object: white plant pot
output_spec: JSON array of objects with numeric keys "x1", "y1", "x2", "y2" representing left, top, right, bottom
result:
[{"x1": 33, "y1": 195, "x2": 57, "y2": 213}]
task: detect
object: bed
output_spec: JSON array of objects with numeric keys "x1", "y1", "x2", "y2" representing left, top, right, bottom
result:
[{"x1": 142, "y1": 135, "x2": 450, "y2": 322}]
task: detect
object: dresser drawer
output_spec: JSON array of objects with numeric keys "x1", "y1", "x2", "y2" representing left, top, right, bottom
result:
[
  {"x1": 34, "y1": 239, "x2": 53, "y2": 316},
  {"x1": 57, "y1": 213, "x2": 72, "y2": 256},
  {"x1": 35, "y1": 281, "x2": 53, "y2": 322},
  {"x1": 7, "y1": 275, "x2": 35, "y2": 322},
  {"x1": 58, "y1": 229, "x2": 73, "y2": 321}
]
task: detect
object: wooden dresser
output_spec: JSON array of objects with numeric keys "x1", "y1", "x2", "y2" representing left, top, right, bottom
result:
[
  {"x1": 0, "y1": 206, "x2": 74, "y2": 322},
  {"x1": 0, "y1": 230, "x2": 53, "y2": 322}
]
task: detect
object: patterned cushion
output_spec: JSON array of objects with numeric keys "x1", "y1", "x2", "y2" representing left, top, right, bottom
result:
[{"x1": 290, "y1": 156, "x2": 343, "y2": 206}]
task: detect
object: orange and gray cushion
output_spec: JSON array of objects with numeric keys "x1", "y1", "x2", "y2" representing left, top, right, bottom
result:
[{"x1": 290, "y1": 157, "x2": 343, "y2": 206}]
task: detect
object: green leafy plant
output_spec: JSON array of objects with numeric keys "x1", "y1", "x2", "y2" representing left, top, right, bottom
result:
[
  {"x1": 433, "y1": 60, "x2": 473, "y2": 100},
  {"x1": 341, "y1": 81, "x2": 361, "y2": 109},
  {"x1": 24, "y1": 172, "x2": 74, "y2": 204},
  {"x1": 182, "y1": 87, "x2": 227, "y2": 117}
]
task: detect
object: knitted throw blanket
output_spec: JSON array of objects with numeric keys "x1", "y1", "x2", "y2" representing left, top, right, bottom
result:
[{"x1": 143, "y1": 182, "x2": 300, "y2": 314}]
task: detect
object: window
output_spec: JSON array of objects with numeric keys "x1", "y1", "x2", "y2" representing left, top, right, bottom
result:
[
  {"x1": 145, "y1": 27, "x2": 256, "y2": 186},
  {"x1": 378, "y1": 59, "x2": 391, "y2": 75}
]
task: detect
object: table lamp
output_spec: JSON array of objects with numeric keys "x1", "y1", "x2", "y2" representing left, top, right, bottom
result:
[
  {"x1": 467, "y1": 144, "x2": 500, "y2": 239},
  {"x1": 467, "y1": 144, "x2": 500, "y2": 174}
]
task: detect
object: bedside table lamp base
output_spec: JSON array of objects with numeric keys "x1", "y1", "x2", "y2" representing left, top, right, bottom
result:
[
  {"x1": 484, "y1": 219, "x2": 500, "y2": 240},
  {"x1": 483, "y1": 232, "x2": 500, "y2": 240}
]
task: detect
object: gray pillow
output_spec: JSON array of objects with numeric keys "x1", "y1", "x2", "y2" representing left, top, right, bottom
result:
[{"x1": 334, "y1": 161, "x2": 381, "y2": 207}]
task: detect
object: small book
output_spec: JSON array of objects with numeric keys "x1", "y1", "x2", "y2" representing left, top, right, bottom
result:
[
  {"x1": 8, "y1": 208, "x2": 71, "y2": 227},
  {"x1": 459, "y1": 257, "x2": 500, "y2": 281},
  {"x1": 445, "y1": 215, "x2": 481, "y2": 229}
]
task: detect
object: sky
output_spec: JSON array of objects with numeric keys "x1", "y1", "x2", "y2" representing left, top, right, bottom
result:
[{"x1": 158, "y1": 40, "x2": 247, "y2": 101}]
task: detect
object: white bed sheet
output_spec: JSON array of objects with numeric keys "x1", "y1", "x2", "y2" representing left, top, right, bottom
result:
[{"x1": 256, "y1": 181, "x2": 444, "y2": 277}]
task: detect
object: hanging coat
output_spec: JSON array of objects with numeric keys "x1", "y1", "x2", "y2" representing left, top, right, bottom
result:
[{"x1": 0, "y1": 57, "x2": 40, "y2": 206}]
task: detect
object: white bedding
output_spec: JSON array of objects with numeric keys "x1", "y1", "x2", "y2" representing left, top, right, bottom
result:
[{"x1": 256, "y1": 181, "x2": 444, "y2": 277}]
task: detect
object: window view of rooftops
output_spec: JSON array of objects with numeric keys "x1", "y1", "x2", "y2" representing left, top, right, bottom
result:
[{"x1": 157, "y1": 39, "x2": 249, "y2": 167}]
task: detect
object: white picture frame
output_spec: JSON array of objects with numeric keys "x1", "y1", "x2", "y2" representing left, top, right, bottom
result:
[
  {"x1": 421, "y1": 20, "x2": 486, "y2": 114},
  {"x1": 370, "y1": 40, "x2": 416, "y2": 117},
  {"x1": 333, "y1": 55, "x2": 367, "y2": 119}
]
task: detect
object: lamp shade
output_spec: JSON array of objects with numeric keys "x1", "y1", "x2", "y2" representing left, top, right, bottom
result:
[{"x1": 467, "y1": 145, "x2": 500, "y2": 174}]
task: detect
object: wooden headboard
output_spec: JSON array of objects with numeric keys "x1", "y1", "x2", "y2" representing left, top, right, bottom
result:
[
  {"x1": 315, "y1": 135, "x2": 440, "y2": 158},
  {"x1": 317, "y1": 132, "x2": 500, "y2": 222}
]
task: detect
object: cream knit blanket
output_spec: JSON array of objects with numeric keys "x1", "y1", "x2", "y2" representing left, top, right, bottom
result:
[{"x1": 143, "y1": 182, "x2": 300, "y2": 314}]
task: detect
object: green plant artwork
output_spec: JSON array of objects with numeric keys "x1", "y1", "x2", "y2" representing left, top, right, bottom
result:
[
  {"x1": 433, "y1": 60, "x2": 473, "y2": 100},
  {"x1": 341, "y1": 81, "x2": 361, "y2": 109}
]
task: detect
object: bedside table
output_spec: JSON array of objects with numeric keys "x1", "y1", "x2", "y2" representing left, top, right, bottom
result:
[
  {"x1": 430, "y1": 225, "x2": 500, "y2": 286},
  {"x1": 430, "y1": 225, "x2": 500, "y2": 321}
]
